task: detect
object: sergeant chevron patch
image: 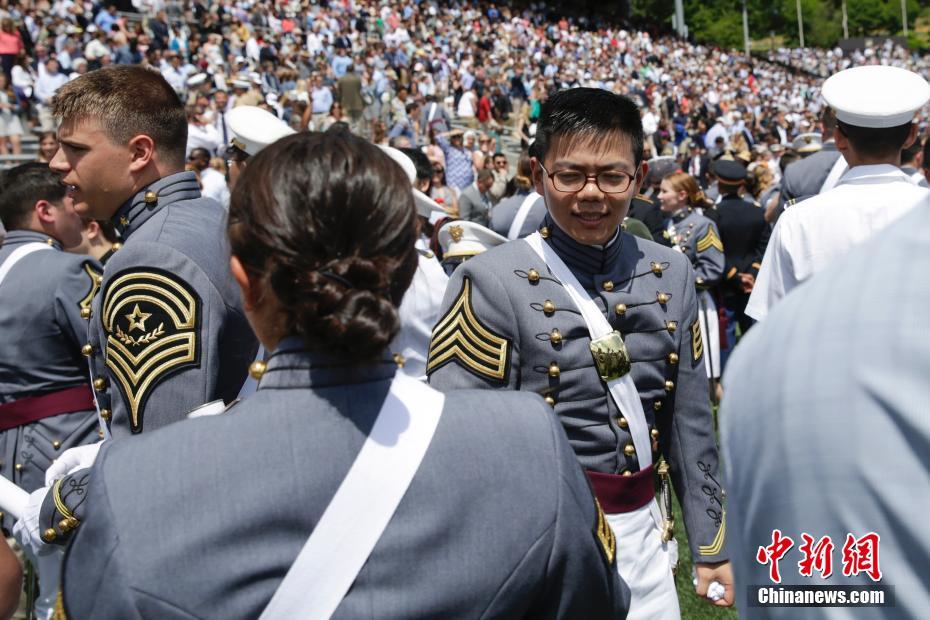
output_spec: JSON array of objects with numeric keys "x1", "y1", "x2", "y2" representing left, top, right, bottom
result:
[
  {"x1": 78, "y1": 263, "x2": 102, "y2": 314},
  {"x1": 696, "y1": 227, "x2": 723, "y2": 253},
  {"x1": 690, "y1": 319, "x2": 704, "y2": 362},
  {"x1": 426, "y1": 278, "x2": 510, "y2": 382},
  {"x1": 102, "y1": 269, "x2": 201, "y2": 433},
  {"x1": 594, "y1": 498, "x2": 616, "y2": 565}
]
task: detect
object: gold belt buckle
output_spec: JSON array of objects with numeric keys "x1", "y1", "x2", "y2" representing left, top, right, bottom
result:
[{"x1": 589, "y1": 331, "x2": 631, "y2": 381}]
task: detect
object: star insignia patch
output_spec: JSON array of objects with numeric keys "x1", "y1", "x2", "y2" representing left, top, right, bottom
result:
[
  {"x1": 102, "y1": 268, "x2": 201, "y2": 433},
  {"x1": 426, "y1": 277, "x2": 510, "y2": 382}
]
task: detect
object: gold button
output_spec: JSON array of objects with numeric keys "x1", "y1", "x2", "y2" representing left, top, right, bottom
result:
[
  {"x1": 14, "y1": 464, "x2": 22, "y2": 472},
  {"x1": 651, "y1": 428, "x2": 659, "y2": 439},
  {"x1": 93, "y1": 377, "x2": 107, "y2": 391},
  {"x1": 654, "y1": 400, "x2": 663, "y2": 411},
  {"x1": 614, "y1": 303, "x2": 627, "y2": 316},
  {"x1": 119, "y1": 216, "x2": 129, "y2": 226},
  {"x1": 651, "y1": 262, "x2": 663, "y2": 275},
  {"x1": 94, "y1": 275, "x2": 103, "y2": 285},
  {"x1": 112, "y1": 242, "x2": 122, "y2": 251},
  {"x1": 144, "y1": 190, "x2": 158, "y2": 204},
  {"x1": 540, "y1": 226, "x2": 550, "y2": 239},
  {"x1": 665, "y1": 380, "x2": 675, "y2": 392},
  {"x1": 46, "y1": 238, "x2": 55, "y2": 246},
  {"x1": 393, "y1": 353, "x2": 405, "y2": 368},
  {"x1": 668, "y1": 353, "x2": 679, "y2": 365},
  {"x1": 543, "y1": 300, "x2": 555, "y2": 315},
  {"x1": 42, "y1": 529, "x2": 56, "y2": 543},
  {"x1": 657, "y1": 292, "x2": 670, "y2": 304},
  {"x1": 527, "y1": 269, "x2": 540, "y2": 283},
  {"x1": 666, "y1": 321, "x2": 677, "y2": 333},
  {"x1": 603, "y1": 280, "x2": 614, "y2": 292},
  {"x1": 617, "y1": 416, "x2": 628, "y2": 429},
  {"x1": 100, "y1": 408, "x2": 111, "y2": 422},
  {"x1": 548, "y1": 362, "x2": 560, "y2": 378},
  {"x1": 549, "y1": 329, "x2": 562, "y2": 345},
  {"x1": 81, "y1": 344, "x2": 94, "y2": 356},
  {"x1": 59, "y1": 519, "x2": 72, "y2": 533},
  {"x1": 80, "y1": 307, "x2": 91, "y2": 319},
  {"x1": 544, "y1": 394, "x2": 556, "y2": 407},
  {"x1": 622, "y1": 470, "x2": 633, "y2": 477},
  {"x1": 623, "y1": 443, "x2": 635, "y2": 457},
  {"x1": 52, "y1": 440, "x2": 62, "y2": 450},
  {"x1": 249, "y1": 360, "x2": 267, "y2": 380}
]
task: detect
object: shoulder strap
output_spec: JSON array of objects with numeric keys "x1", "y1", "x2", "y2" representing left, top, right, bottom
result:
[
  {"x1": 524, "y1": 232, "x2": 652, "y2": 468},
  {"x1": 0, "y1": 242, "x2": 53, "y2": 289},
  {"x1": 819, "y1": 156, "x2": 847, "y2": 194},
  {"x1": 259, "y1": 372, "x2": 444, "y2": 620},
  {"x1": 507, "y1": 191, "x2": 541, "y2": 240}
]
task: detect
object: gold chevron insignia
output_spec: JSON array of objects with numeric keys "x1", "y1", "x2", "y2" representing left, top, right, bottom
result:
[
  {"x1": 690, "y1": 319, "x2": 704, "y2": 362},
  {"x1": 699, "y1": 513, "x2": 726, "y2": 556},
  {"x1": 102, "y1": 269, "x2": 201, "y2": 433},
  {"x1": 426, "y1": 278, "x2": 510, "y2": 382},
  {"x1": 78, "y1": 263, "x2": 102, "y2": 313},
  {"x1": 696, "y1": 226, "x2": 723, "y2": 253},
  {"x1": 594, "y1": 499, "x2": 616, "y2": 565}
]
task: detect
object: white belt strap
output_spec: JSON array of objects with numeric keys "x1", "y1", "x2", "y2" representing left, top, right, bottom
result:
[
  {"x1": 0, "y1": 242, "x2": 52, "y2": 288},
  {"x1": 524, "y1": 233, "x2": 652, "y2": 469},
  {"x1": 508, "y1": 191, "x2": 541, "y2": 240},
  {"x1": 819, "y1": 155, "x2": 847, "y2": 193},
  {"x1": 259, "y1": 372, "x2": 444, "y2": 620}
]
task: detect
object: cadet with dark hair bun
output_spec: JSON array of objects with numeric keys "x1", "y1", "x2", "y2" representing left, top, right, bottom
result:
[{"x1": 56, "y1": 130, "x2": 629, "y2": 619}]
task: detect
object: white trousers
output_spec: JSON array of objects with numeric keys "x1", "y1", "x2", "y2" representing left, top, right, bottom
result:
[
  {"x1": 697, "y1": 290, "x2": 721, "y2": 379},
  {"x1": 608, "y1": 501, "x2": 681, "y2": 620}
]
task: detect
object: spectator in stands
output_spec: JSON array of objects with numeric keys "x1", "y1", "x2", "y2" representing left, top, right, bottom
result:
[
  {"x1": 36, "y1": 131, "x2": 58, "y2": 163},
  {"x1": 0, "y1": 18, "x2": 23, "y2": 81},
  {"x1": 0, "y1": 72, "x2": 22, "y2": 156}
]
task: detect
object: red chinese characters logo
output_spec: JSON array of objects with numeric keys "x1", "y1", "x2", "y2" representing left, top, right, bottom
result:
[
  {"x1": 841, "y1": 533, "x2": 882, "y2": 582},
  {"x1": 798, "y1": 534, "x2": 834, "y2": 579},
  {"x1": 756, "y1": 529, "x2": 795, "y2": 584}
]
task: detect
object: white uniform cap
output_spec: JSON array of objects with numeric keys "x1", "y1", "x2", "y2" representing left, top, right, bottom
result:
[
  {"x1": 822, "y1": 65, "x2": 930, "y2": 129},
  {"x1": 791, "y1": 132, "x2": 823, "y2": 154},
  {"x1": 438, "y1": 220, "x2": 507, "y2": 259},
  {"x1": 186, "y1": 72, "x2": 207, "y2": 87},
  {"x1": 226, "y1": 106, "x2": 296, "y2": 156},
  {"x1": 378, "y1": 145, "x2": 447, "y2": 220}
]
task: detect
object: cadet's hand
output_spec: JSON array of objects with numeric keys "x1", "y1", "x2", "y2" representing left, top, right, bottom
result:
[
  {"x1": 738, "y1": 273, "x2": 755, "y2": 294},
  {"x1": 695, "y1": 560, "x2": 734, "y2": 606},
  {"x1": 44, "y1": 443, "x2": 103, "y2": 487}
]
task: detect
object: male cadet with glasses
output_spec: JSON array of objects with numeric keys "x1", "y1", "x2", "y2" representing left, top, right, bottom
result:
[
  {"x1": 427, "y1": 88, "x2": 732, "y2": 618},
  {"x1": 14, "y1": 66, "x2": 259, "y2": 550},
  {"x1": 0, "y1": 163, "x2": 103, "y2": 615},
  {"x1": 747, "y1": 66, "x2": 930, "y2": 322}
]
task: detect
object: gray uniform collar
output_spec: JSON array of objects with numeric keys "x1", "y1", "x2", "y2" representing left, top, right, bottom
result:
[
  {"x1": 112, "y1": 171, "x2": 202, "y2": 240},
  {"x1": 257, "y1": 336, "x2": 397, "y2": 390},
  {"x1": 542, "y1": 214, "x2": 623, "y2": 275},
  {"x1": 668, "y1": 207, "x2": 693, "y2": 223},
  {"x1": 0, "y1": 229, "x2": 62, "y2": 250}
]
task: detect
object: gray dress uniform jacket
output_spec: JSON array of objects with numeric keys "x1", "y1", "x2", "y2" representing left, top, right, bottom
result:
[
  {"x1": 86, "y1": 171, "x2": 257, "y2": 437},
  {"x1": 0, "y1": 231, "x2": 101, "y2": 524},
  {"x1": 458, "y1": 183, "x2": 492, "y2": 227},
  {"x1": 721, "y1": 205, "x2": 930, "y2": 618},
  {"x1": 780, "y1": 141, "x2": 841, "y2": 202},
  {"x1": 490, "y1": 192, "x2": 547, "y2": 239},
  {"x1": 59, "y1": 342, "x2": 628, "y2": 619},
  {"x1": 428, "y1": 217, "x2": 728, "y2": 563},
  {"x1": 663, "y1": 208, "x2": 725, "y2": 287}
]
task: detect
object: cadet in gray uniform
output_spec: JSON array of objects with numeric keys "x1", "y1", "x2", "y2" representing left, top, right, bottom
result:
[
  {"x1": 721, "y1": 204, "x2": 930, "y2": 619},
  {"x1": 0, "y1": 164, "x2": 101, "y2": 526},
  {"x1": 779, "y1": 107, "x2": 842, "y2": 207},
  {"x1": 490, "y1": 191, "x2": 547, "y2": 239},
  {"x1": 428, "y1": 88, "x2": 732, "y2": 615},
  {"x1": 56, "y1": 132, "x2": 628, "y2": 619},
  {"x1": 48, "y1": 66, "x2": 257, "y2": 439}
]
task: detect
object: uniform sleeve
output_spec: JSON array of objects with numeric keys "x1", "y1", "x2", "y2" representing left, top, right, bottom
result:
[
  {"x1": 61, "y1": 446, "x2": 140, "y2": 619},
  {"x1": 427, "y1": 259, "x2": 521, "y2": 391},
  {"x1": 692, "y1": 220, "x2": 725, "y2": 288},
  {"x1": 533, "y1": 402, "x2": 629, "y2": 618},
  {"x1": 94, "y1": 242, "x2": 237, "y2": 436},
  {"x1": 458, "y1": 192, "x2": 475, "y2": 223},
  {"x1": 53, "y1": 257, "x2": 103, "y2": 349},
  {"x1": 745, "y1": 217, "x2": 795, "y2": 322},
  {"x1": 665, "y1": 261, "x2": 729, "y2": 563}
]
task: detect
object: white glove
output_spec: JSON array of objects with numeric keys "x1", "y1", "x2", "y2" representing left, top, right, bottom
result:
[
  {"x1": 12, "y1": 486, "x2": 54, "y2": 562},
  {"x1": 692, "y1": 570, "x2": 726, "y2": 602},
  {"x1": 44, "y1": 442, "x2": 103, "y2": 487}
]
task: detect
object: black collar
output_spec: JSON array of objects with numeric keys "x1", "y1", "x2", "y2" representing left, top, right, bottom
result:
[{"x1": 542, "y1": 214, "x2": 623, "y2": 276}]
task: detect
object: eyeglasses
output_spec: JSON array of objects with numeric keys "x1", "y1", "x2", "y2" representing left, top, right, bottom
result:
[{"x1": 538, "y1": 164, "x2": 635, "y2": 194}]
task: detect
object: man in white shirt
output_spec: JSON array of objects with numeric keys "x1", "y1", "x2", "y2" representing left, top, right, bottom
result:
[
  {"x1": 34, "y1": 58, "x2": 68, "y2": 130},
  {"x1": 188, "y1": 147, "x2": 229, "y2": 209},
  {"x1": 747, "y1": 66, "x2": 930, "y2": 322},
  {"x1": 309, "y1": 75, "x2": 333, "y2": 130}
]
